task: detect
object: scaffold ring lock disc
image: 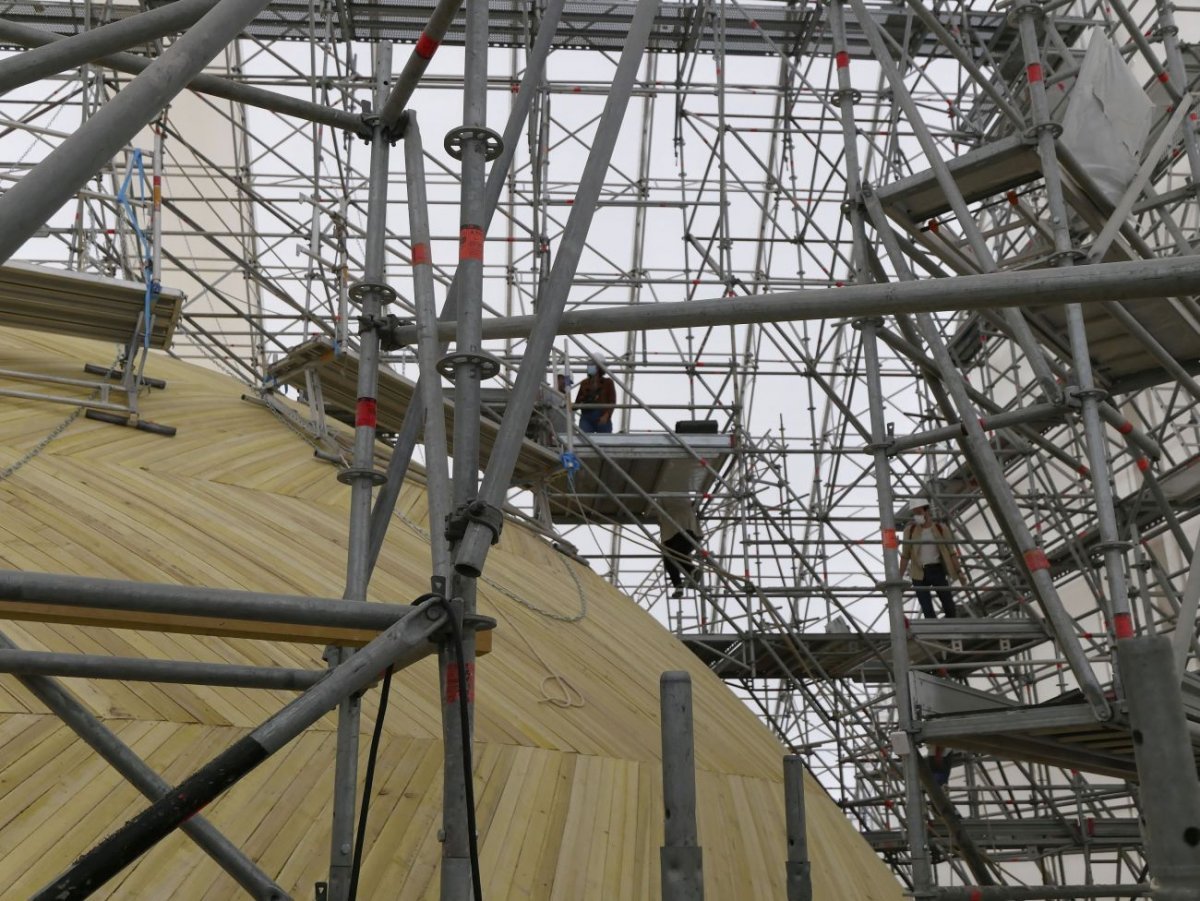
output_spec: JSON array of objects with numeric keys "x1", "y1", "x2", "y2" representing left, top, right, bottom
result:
[
  {"x1": 436, "y1": 350, "x2": 502, "y2": 381},
  {"x1": 336, "y1": 466, "x2": 388, "y2": 486},
  {"x1": 444, "y1": 126, "x2": 504, "y2": 162},
  {"x1": 348, "y1": 280, "x2": 397, "y2": 304}
]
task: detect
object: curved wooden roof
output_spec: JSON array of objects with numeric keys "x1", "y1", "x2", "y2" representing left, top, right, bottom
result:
[{"x1": 0, "y1": 329, "x2": 901, "y2": 899}]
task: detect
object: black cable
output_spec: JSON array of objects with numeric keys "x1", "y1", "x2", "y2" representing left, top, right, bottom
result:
[
  {"x1": 347, "y1": 591, "x2": 440, "y2": 900},
  {"x1": 346, "y1": 664, "x2": 393, "y2": 901},
  {"x1": 440, "y1": 595, "x2": 484, "y2": 901}
]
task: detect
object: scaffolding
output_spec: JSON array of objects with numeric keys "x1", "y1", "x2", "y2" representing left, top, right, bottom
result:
[{"x1": 0, "y1": 0, "x2": 1199, "y2": 896}]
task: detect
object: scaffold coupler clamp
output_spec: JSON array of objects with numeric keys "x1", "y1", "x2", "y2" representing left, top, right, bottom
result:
[
  {"x1": 383, "y1": 110, "x2": 410, "y2": 144},
  {"x1": 445, "y1": 500, "x2": 504, "y2": 547},
  {"x1": 363, "y1": 313, "x2": 413, "y2": 351}
]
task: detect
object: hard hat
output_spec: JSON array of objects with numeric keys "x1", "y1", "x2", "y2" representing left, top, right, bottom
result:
[
  {"x1": 910, "y1": 498, "x2": 930, "y2": 509},
  {"x1": 589, "y1": 352, "x2": 606, "y2": 368}
]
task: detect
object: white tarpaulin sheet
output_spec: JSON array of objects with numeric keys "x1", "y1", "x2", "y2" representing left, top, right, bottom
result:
[{"x1": 1060, "y1": 35, "x2": 1153, "y2": 205}]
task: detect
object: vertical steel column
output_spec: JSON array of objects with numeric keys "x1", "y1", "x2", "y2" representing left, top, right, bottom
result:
[
  {"x1": 1117, "y1": 636, "x2": 1200, "y2": 899},
  {"x1": 660, "y1": 671, "x2": 704, "y2": 901},
  {"x1": 783, "y1": 755, "x2": 812, "y2": 901},
  {"x1": 845, "y1": 0, "x2": 1062, "y2": 405},
  {"x1": 403, "y1": 112, "x2": 453, "y2": 583},
  {"x1": 1016, "y1": 6, "x2": 1134, "y2": 645},
  {"x1": 829, "y1": 0, "x2": 933, "y2": 888},
  {"x1": 439, "y1": 0, "x2": 491, "y2": 892},
  {"x1": 454, "y1": 0, "x2": 661, "y2": 578},
  {"x1": 327, "y1": 43, "x2": 393, "y2": 901},
  {"x1": 364, "y1": 0, "x2": 567, "y2": 577},
  {"x1": 0, "y1": 631, "x2": 288, "y2": 899},
  {"x1": 0, "y1": 0, "x2": 275, "y2": 265}
]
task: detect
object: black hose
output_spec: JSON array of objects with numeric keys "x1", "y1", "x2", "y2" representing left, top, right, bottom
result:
[
  {"x1": 440, "y1": 596, "x2": 484, "y2": 901},
  {"x1": 346, "y1": 664, "x2": 393, "y2": 901}
]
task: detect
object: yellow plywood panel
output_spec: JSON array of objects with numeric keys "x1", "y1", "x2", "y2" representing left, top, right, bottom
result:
[{"x1": 0, "y1": 328, "x2": 902, "y2": 899}]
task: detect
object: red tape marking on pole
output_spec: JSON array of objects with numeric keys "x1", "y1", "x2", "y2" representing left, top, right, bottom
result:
[
  {"x1": 835, "y1": 51, "x2": 850, "y2": 69},
  {"x1": 446, "y1": 662, "x2": 475, "y2": 703},
  {"x1": 411, "y1": 242, "x2": 430, "y2": 266},
  {"x1": 355, "y1": 397, "x2": 377, "y2": 428},
  {"x1": 1118, "y1": 420, "x2": 1133, "y2": 435},
  {"x1": 459, "y1": 226, "x2": 484, "y2": 262},
  {"x1": 882, "y1": 528, "x2": 898, "y2": 550},
  {"x1": 1023, "y1": 548, "x2": 1050, "y2": 572},
  {"x1": 1027, "y1": 62, "x2": 1043, "y2": 83},
  {"x1": 415, "y1": 32, "x2": 440, "y2": 60},
  {"x1": 1113, "y1": 611, "x2": 1134, "y2": 640}
]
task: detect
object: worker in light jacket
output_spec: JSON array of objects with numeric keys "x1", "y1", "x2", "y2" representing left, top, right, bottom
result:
[{"x1": 899, "y1": 498, "x2": 964, "y2": 619}]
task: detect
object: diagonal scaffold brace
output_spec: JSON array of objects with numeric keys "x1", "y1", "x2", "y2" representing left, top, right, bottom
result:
[{"x1": 30, "y1": 596, "x2": 490, "y2": 899}]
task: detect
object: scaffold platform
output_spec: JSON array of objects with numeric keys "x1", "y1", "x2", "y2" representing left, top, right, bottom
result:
[
  {"x1": 865, "y1": 817, "x2": 1142, "y2": 853},
  {"x1": 916, "y1": 672, "x2": 1200, "y2": 780},
  {"x1": 876, "y1": 135, "x2": 1200, "y2": 387},
  {"x1": 265, "y1": 339, "x2": 561, "y2": 481},
  {"x1": 0, "y1": 261, "x2": 182, "y2": 349},
  {"x1": 541, "y1": 431, "x2": 736, "y2": 524},
  {"x1": 682, "y1": 618, "x2": 1049, "y2": 682}
]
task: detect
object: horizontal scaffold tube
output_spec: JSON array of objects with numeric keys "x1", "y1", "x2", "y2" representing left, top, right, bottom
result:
[
  {"x1": 388, "y1": 256, "x2": 1200, "y2": 344},
  {"x1": 0, "y1": 648, "x2": 324, "y2": 689},
  {"x1": 0, "y1": 569, "x2": 414, "y2": 630},
  {"x1": 0, "y1": 18, "x2": 368, "y2": 137}
]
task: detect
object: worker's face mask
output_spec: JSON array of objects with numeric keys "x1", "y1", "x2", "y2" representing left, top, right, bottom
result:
[
  {"x1": 914, "y1": 511, "x2": 928, "y2": 524},
  {"x1": 586, "y1": 364, "x2": 598, "y2": 376}
]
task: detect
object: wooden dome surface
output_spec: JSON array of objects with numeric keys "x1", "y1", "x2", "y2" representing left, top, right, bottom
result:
[{"x1": 0, "y1": 329, "x2": 902, "y2": 899}]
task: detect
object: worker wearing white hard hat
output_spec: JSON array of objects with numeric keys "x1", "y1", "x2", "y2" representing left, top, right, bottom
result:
[{"x1": 899, "y1": 498, "x2": 964, "y2": 618}]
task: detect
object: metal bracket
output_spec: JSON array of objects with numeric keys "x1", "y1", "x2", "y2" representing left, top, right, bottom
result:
[
  {"x1": 445, "y1": 500, "x2": 504, "y2": 546},
  {"x1": 357, "y1": 312, "x2": 413, "y2": 350},
  {"x1": 444, "y1": 125, "x2": 504, "y2": 161}
]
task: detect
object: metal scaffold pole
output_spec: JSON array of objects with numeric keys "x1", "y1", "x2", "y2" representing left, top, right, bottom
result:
[
  {"x1": 829, "y1": 1, "x2": 932, "y2": 888},
  {"x1": 1015, "y1": 4, "x2": 1135, "y2": 648},
  {"x1": 438, "y1": 0, "x2": 492, "y2": 890},
  {"x1": 327, "y1": 41, "x2": 393, "y2": 901}
]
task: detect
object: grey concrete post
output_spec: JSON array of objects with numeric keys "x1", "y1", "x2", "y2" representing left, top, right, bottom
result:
[
  {"x1": 1116, "y1": 636, "x2": 1200, "y2": 899},
  {"x1": 660, "y1": 671, "x2": 704, "y2": 901},
  {"x1": 783, "y1": 755, "x2": 812, "y2": 901}
]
